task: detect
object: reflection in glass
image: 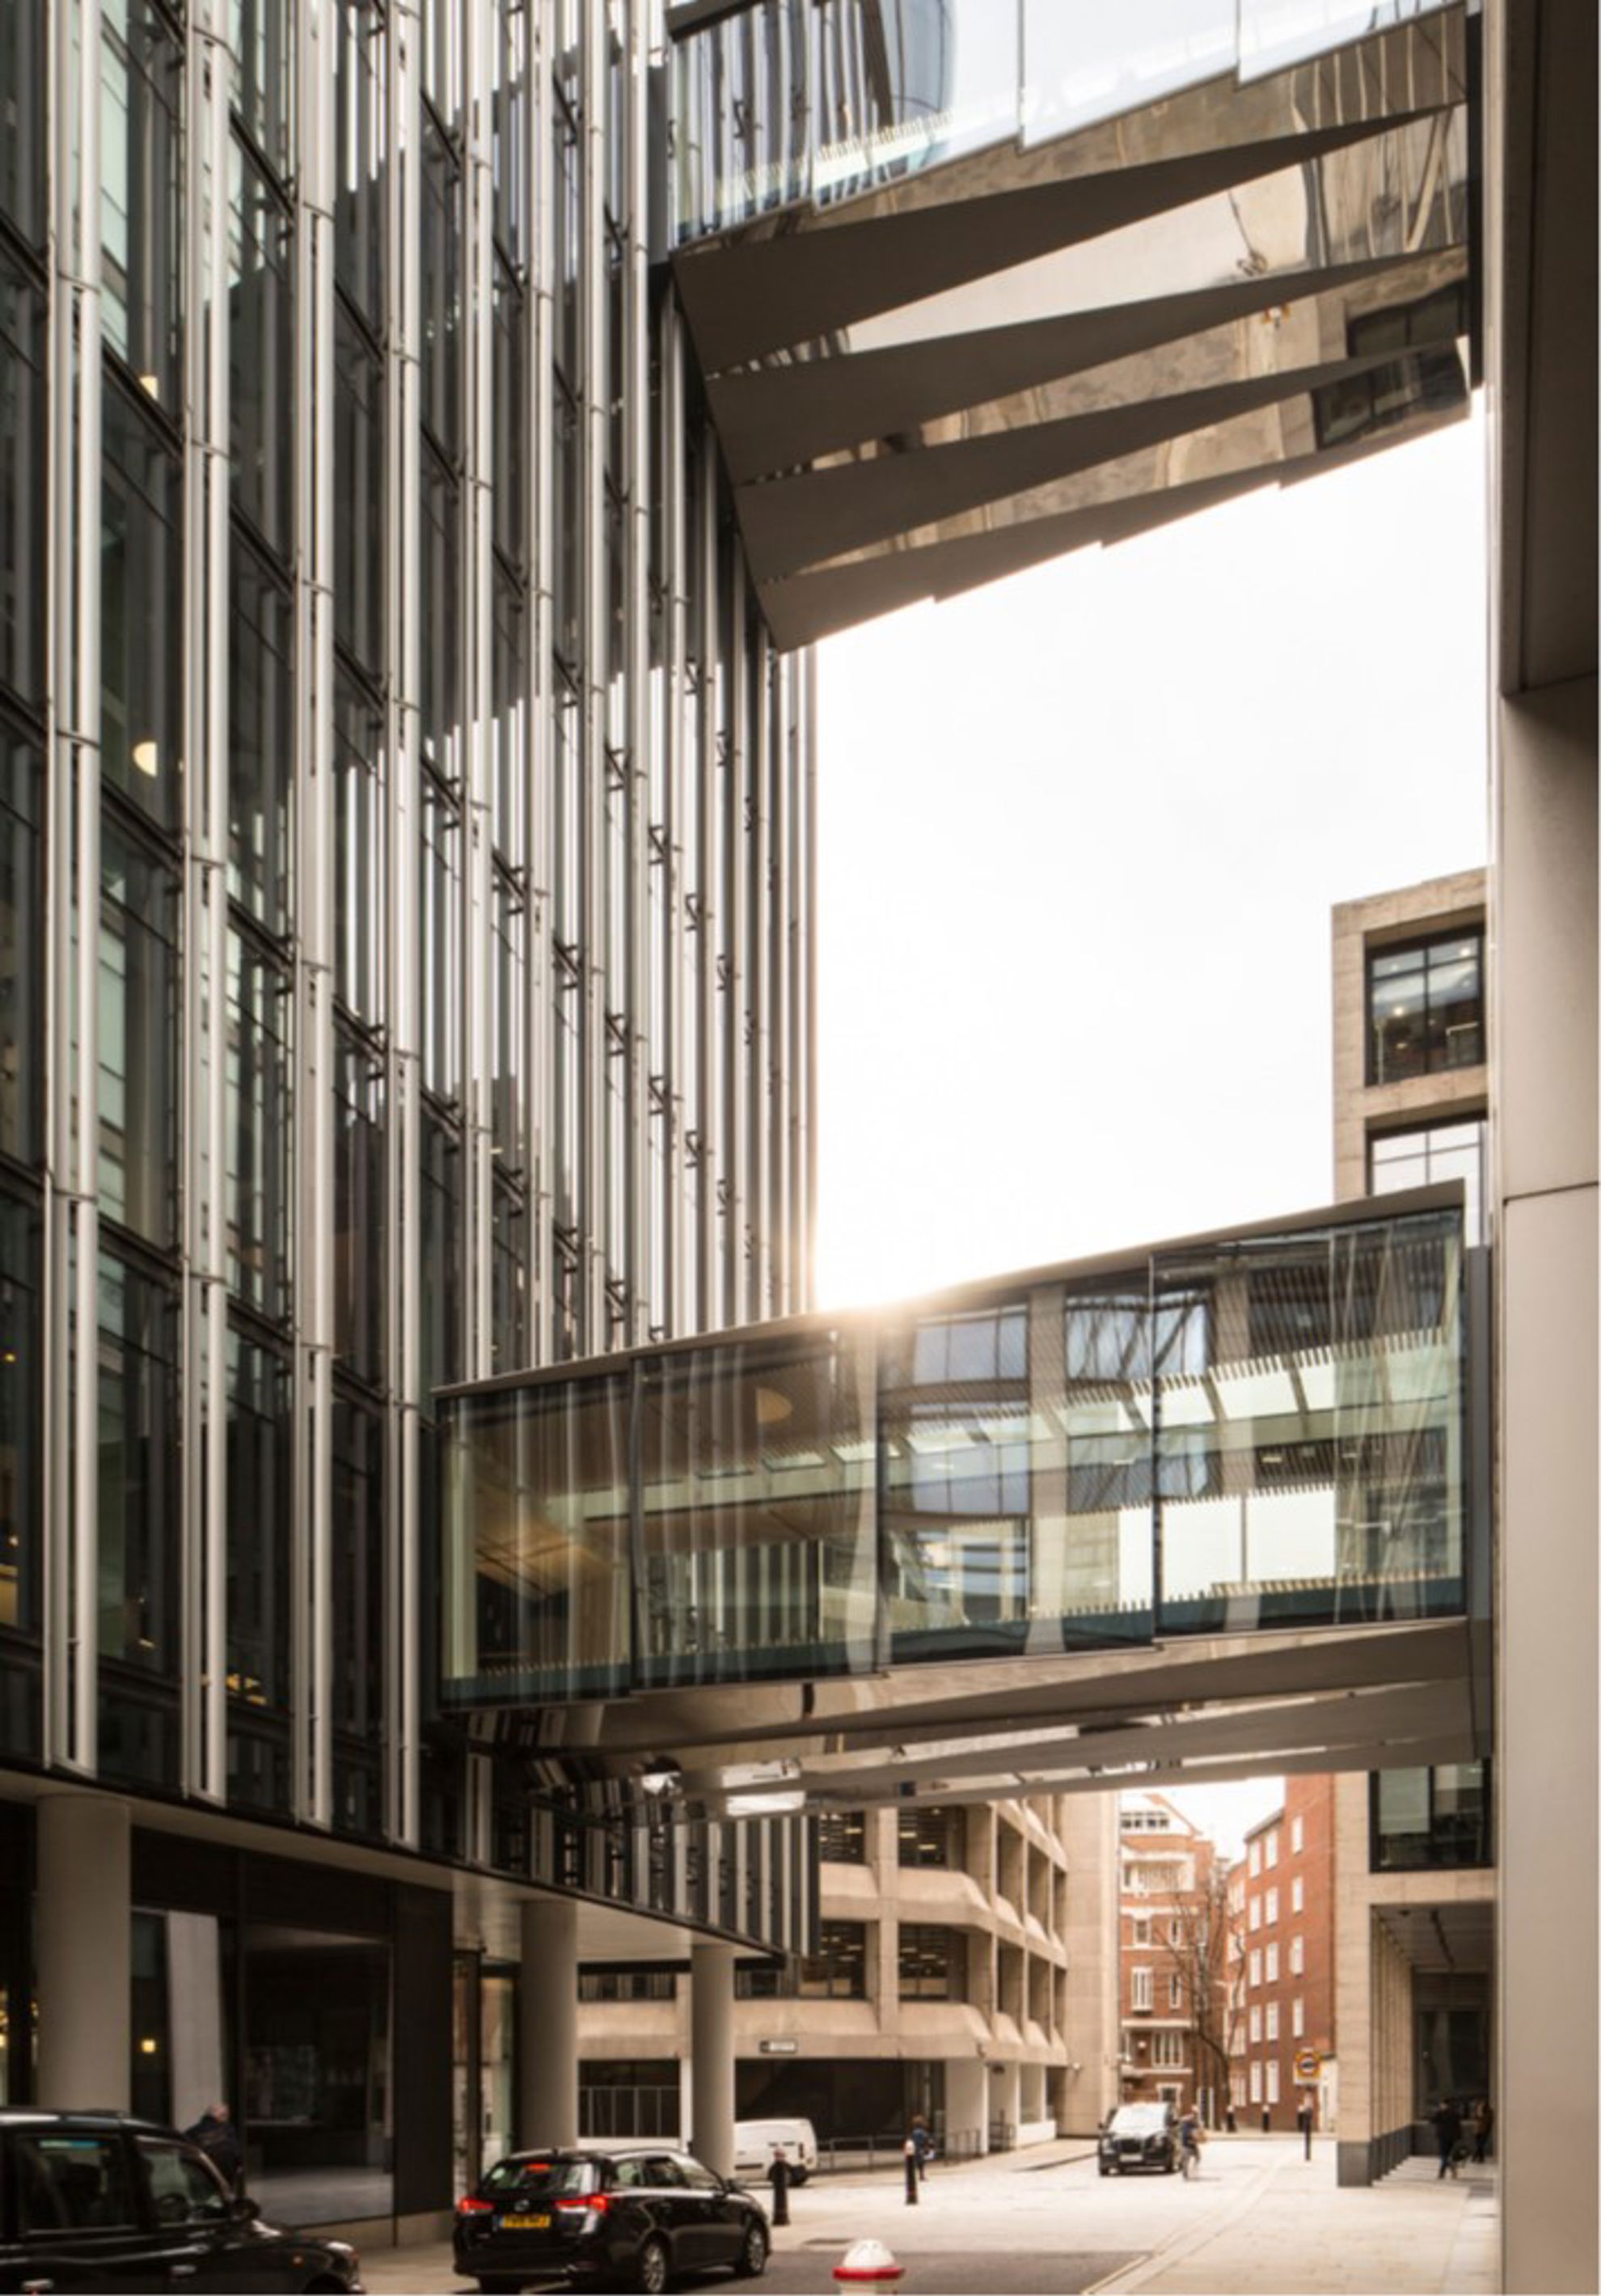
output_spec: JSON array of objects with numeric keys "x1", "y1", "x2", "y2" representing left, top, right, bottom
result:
[
  {"x1": 0, "y1": 1190, "x2": 40, "y2": 1655},
  {"x1": 638, "y1": 1334, "x2": 877, "y2": 1686},
  {"x1": 332, "y1": 1393, "x2": 384, "y2": 1837},
  {"x1": 1021, "y1": 0, "x2": 1236, "y2": 145},
  {"x1": 420, "y1": 1110, "x2": 463, "y2": 1401},
  {"x1": 230, "y1": 137, "x2": 294, "y2": 558},
  {"x1": 226, "y1": 1326, "x2": 292, "y2": 1812},
  {"x1": 445, "y1": 1375, "x2": 632, "y2": 1702},
  {"x1": 102, "y1": 380, "x2": 184, "y2": 830},
  {"x1": 102, "y1": 0, "x2": 183, "y2": 410},
  {"x1": 333, "y1": 1028, "x2": 385, "y2": 1385},
  {"x1": 420, "y1": 108, "x2": 462, "y2": 454},
  {"x1": 1371, "y1": 1120, "x2": 1485, "y2": 1247},
  {"x1": 0, "y1": 0, "x2": 46, "y2": 247},
  {"x1": 99, "y1": 819, "x2": 180, "y2": 1246},
  {"x1": 334, "y1": 304, "x2": 385, "y2": 677},
  {"x1": 420, "y1": 453, "x2": 462, "y2": 782},
  {"x1": 1239, "y1": 0, "x2": 1452, "y2": 81},
  {"x1": 96, "y1": 1249, "x2": 180, "y2": 1676},
  {"x1": 226, "y1": 932, "x2": 292, "y2": 1320},
  {"x1": 1372, "y1": 1758, "x2": 1489, "y2": 1869},
  {"x1": 0, "y1": 733, "x2": 41, "y2": 1165},
  {"x1": 229, "y1": 539, "x2": 294, "y2": 931},
  {"x1": 333, "y1": 0, "x2": 385, "y2": 323},
  {"x1": 230, "y1": 0, "x2": 294, "y2": 177},
  {"x1": 421, "y1": 777, "x2": 461, "y2": 1101},
  {"x1": 0, "y1": 250, "x2": 47, "y2": 709},
  {"x1": 1367, "y1": 930, "x2": 1484, "y2": 1084},
  {"x1": 333, "y1": 674, "x2": 384, "y2": 1021}
]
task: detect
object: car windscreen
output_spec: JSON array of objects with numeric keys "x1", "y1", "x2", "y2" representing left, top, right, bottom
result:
[
  {"x1": 482, "y1": 2158, "x2": 597, "y2": 2197},
  {"x1": 1110, "y1": 2108, "x2": 1168, "y2": 2133}
]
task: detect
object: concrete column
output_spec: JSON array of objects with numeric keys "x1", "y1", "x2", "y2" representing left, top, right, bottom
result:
[
  {"x1": 690, "y1": 1942, "x2": 736, "y2": 2178},
  {"x1": 1494, "y1": 679, "x2": 1599, "y2": 2295},
  {"x1": 518, "y1": 1898, "x2": 579, "y2": 2147},
  {"x1": 36, "y1": 1795, "x2": 131, "y2": 2109}
]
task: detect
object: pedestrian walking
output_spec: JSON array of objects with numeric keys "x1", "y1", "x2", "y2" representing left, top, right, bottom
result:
[
  {"x1": 1297, "y1": 2092, "x2": 1315, "y2": 2160},
  {"x1": 909, "y1": 2114, "x2": 933, "y2": 2179},
  {"x1": 1177, "y1": 2104, "x2": 1203, "y2": 2180},
  {"x1": 1431, "y1": 2097, "x2": 1464, "y2": 2180},
  {"x1": 1472, "y1": 2099, "x2": 1494, "y2": 2163}
]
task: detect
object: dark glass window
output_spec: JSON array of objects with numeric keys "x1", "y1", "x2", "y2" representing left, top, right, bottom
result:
[
  {"x1": 492, "y1": 260, "x2": 526, "y2": 566},
  {"x1": 1370, "y1": 1118, "x2": 1487, "y2": 1247},
  {"x1": 226, "y1": 1324, "x2": 292, "y2": 1811},
  {"x1": 0, "y1": 250, "x2": 47, "y2": 710},
  {"x1": 491, "y1": 563, "x2": 527, "y2": 862},
  {"x1": 230, "y1": 0, "x2": 294, "y2": 176},
  {"x1": 0, "y1": 728, "x2": 42, "y2": 1164},
  {"x1": 102, "y1": 0, "x2": 184, "y2": 413},
  {"x1": 577, "y1": 1969, "x2": 678, "y2": 2003},
  {"x1": 1367, "y1": 929, "x2": 1485, "y2": 1085},
  {"x1": 332, "y1": 0, "x2": 385, "y2": 323},
  {"x1": 230, "y1": 137, "x2": 294, "y2": 559},
  {"x1": 333, "y1": 674, "x2": 384, "y2": 1021},
  {"x1": 99, "y1": 819, "x2": 180, "y2": 1247},
  {"x1": 96, "y1": 1249, "x2": 180, "y2": 1677},
  {"x1": 491, "y1": 869, "x2": 524, "y2": 1171},
  {"x1": 898, "y1": 1807, "x2": 961, "y2": 1870},
  {"x1": 102, "y1": 378, "x2": 184, "y2": 831},
  {"x1": 490, "y1": 1172, "x2": 526, "y2": 1374},
  {"x1": 334, "y1": 302, "x2": 385, "y2": 678},
  {"x1": 817, "y1": 1808, "x2": 866, "y2": 1864},
  {"x1": 226, "y1": 932, "x2": 292, "y2": 1319},
  {"x1": 332, "y1": 1391, "x2": 384, "y2": 1837},
  {"x1": 229, "y1": 539, "x2": 294, "y2": 932},
  {"x1": 420, "y1": 776, "x2": 460, "y2": 1100},
  {"x1": 0, "y1": 0, "x2": 47, "y2": 247},
  {"x1": 799, "y1": 1920, "x2": 868, "y2": 2001},
  {"x1": 1372, "y1": 1761, "x2": 1491, "y2": 1871},
  {"x1": 420, "y1": 451, "x2": 462, "y2": 780},
  {"x1": 733, "y1": 1959, "x2": 792, "y2": 1999},
  {"x1": 420, "y1": 1109, "x2": 463, "y2": 1401},
  {"x1": 333, "y1": 1028, "x2": 385, "y2": 1385},
  {"x1": 420, "y1": 105, "x2": 461, "y2": 454},
  {"x1": 0, "y1": 1188, "x2": 41, "y2": 1651},
  {"x1": 898, "y1": 1924, "x2": 965, "y2": 2001}
]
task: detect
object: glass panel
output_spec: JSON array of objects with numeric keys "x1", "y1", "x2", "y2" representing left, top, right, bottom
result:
[
  {"x1": 332, "y1": 1394, "x2": 384, "y2": 1837},
  {"x1": 1239, "y1": 0, "x2": 1452, "y2": 82},
  {"x1": 420, "y1": 777, "x2": 461, "y2": 1100},
  {"x1": 334, "y1": 303, "x2": 384, "y2": 678},
  {"x1": 420, "y1": 107, "x2": 462, "y2": 454},
  {"x1": 226, "y1": 1327, "x2": 293, "y2": 1814},
  {"x1": 1022, "y1": 0, "x2": 1236, "y2": 144},
  {"x1": 226, "y1": 934, "x2": 292, "y2": 1319},
  {"x1": 0, "y1": 729, "x2": 42, "y2": 1164},
  {"x1": 230, "y1": 137, "x2": 294, "y2": 560},
  {"x1": 99, "y1": 819, "x2": 180, "y2": 1247},
  {"x1": 1374, "y1": 1758, "x2": 1489, "y2": 1869},
  {"x1": 0, "y1": 0, "x2": 47, "y2": 247},
  {"x1": 638, "y1": 1333, "x2": 878, "y2": 1686},
  {"x1": 492, "y1": 264, "x2": 526, "y2": 569},
  {"x1": 420, "y1": 454, "x2": 462, "y2": 783},
  {"x1": 97, "y1": 1250, "x2": 180, "y2": 1696},
  {"x1": 102, "y1": 0, "x2": 184, "y2": 412},
  {"x1": 332, "y1": 674, "x2": 384, "y2": 1021},
  {"x1": 229, "y1": 540, "x2": 294, "y2": 932},
  {"x1": 230, "y1": 0, "x2": 294, "y2": 176},
  {"x1": 333, "y1": 1028, "x2": 385, "y2": 1385},
  {"x1": 0, "y1": 247, "x2": 47, "y2": 710},
  {"x1": 333, "y1": 0, "x2": 386, "y2": 324},
  {"x1": 443, "y1": 1374, "x2": 633, "y2": 1704},
  {"x1": 0, "y1": 1189, "x2": 40, "y2": 1662},
  {"x1": 102, "y1": 381, "x2": 184, "y2": 830},
  {"x1": 420, "y1": 1110, "x2": 463, "y2": 1402},
  {"x1": 1367, "y1": 932, "x2": 1484, "y2": 1086},
  {"x1": 800, "y1": 1919, "x2": 867, "y2": 1999},
  {"x1": 491, "y1": 564, "x2": 527, "y2": 865},
  {"x1": 1370, "y1": 1119, "x2": 1485, "y2": 1248},
  {"x1": 1155, "y1": 1210, "x2": 1464, "y2": 1634}
]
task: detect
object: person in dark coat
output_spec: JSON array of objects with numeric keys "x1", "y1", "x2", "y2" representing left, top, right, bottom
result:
[
  {"x1": 1472, "y1": 2098, "x2": 1494, "y2": 2163},
  {"x1": 184, "y1": 2104, "x2": 243, "y2": 2192},
  {"x1": 1431, "y1": 2097, "x2": 1464, "y2": 2180}
]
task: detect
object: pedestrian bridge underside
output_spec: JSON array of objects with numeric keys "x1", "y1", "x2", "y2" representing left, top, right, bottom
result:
[
  {"x1": 665, "y1": 1, "x2": 1475, "y2": 649},
  {"x1": 439, "y1": 1190, "x2": 1490, "y2": 1821}
]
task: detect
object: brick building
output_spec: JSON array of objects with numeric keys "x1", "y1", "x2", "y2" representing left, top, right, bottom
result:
[
  {"x1": 1117, "y1": 1794, "x2": 1234, "y2": 2122},
  {"x1": 1227, "y1": 1778, "x2": 1338, "y2": 2131}
]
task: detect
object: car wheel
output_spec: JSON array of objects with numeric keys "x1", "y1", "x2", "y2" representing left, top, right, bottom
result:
[
  {"x1": 634, "y1": 2235, "x2": 670, "y2": 2295},
  {"x1": 1097, "y1": 2163, "x2": 1110, "y2": 2177},
  {"x1": 734, "y1": 2219, "x2": 769, "y2": 2279}
]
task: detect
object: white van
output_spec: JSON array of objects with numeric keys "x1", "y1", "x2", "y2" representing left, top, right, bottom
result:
[{"x1": 733, "y1": 2117, "x2": 819, "y2": 2185}]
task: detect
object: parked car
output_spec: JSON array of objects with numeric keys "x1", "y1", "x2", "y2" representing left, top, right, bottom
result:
[
  {"x1": 453, "y1": 2146, "x2": 768, "y2": 2294},
  {"x1": 1097, "y1": 2103, "x2": 1179, "y2": 2176},
  {"x1": 732, "y1": 2119, "x2": 818, "y2": 2187},
  {"x1": 0, "y1": 2108, "x2": 363, "y2": 2293}
]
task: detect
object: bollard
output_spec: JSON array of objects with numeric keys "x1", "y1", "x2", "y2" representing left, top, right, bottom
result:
[
  {"x1": 903, "y1": 2139, "x2": 919, "y2": 2205},
  {"x1": 1261, "y1": 2107, "x2": 1271, "y2": 2135},
  {"x1": 771, "y1": 2149, "x2": 791, "y2": 2228},
  {"x1": 834, "y1": 2239, "x2": 905, "y2": 2285}
]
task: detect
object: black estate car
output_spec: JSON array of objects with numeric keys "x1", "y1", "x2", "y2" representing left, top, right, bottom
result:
[
  {"x1": 1097, "y1": 2102, "x2": 1179, "y2": 2175},
  {"x1": 453, "y1": 2147, "x2": 770, "y2": 2294},
  {"x1": 0, "y1": 2110, "x2": 363, "y2": 2294}
]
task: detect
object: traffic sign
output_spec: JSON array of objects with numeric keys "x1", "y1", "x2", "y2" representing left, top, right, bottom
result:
[{"x1": 1293, "y1": 2048, "x2": 1322, "y2": 2081}]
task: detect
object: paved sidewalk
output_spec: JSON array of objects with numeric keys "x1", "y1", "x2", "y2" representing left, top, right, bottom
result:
[{"x1": 1091, "y1": 2146, "x2": 1499, "y2": 2296}]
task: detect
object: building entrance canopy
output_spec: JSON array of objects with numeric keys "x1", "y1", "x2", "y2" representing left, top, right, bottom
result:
[
  {"x1": 665, "y1": 1, "x2": 1475, "y2": 648},
  {"x1": 439, "y1": 1191, "x2": 1485, "y2": 1801}
]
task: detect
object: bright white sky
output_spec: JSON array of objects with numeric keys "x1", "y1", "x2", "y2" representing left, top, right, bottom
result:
[{"x1": 812, "y1": 404, "x2": 1489, "y2": 1850}]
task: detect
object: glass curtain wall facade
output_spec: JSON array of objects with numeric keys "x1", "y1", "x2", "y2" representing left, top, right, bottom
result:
[{"x1": 0, "y1": 0, "x2": 814, "y2": 1900}]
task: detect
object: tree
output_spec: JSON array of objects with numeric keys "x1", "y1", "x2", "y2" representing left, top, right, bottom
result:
[{"x1": 1155, "y1": 1858, "x2": 1242, "y2": 2127}]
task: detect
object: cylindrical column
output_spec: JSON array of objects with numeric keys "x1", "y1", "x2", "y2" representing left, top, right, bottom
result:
[
  {"x1": 518, "y1": 1898, "x2": 579, "y2": 2147},
  {"x1": 691, "y1": 1942, "x2": 737, "y2": 2178},
  {"x1": 36, "y1": 1795, "x2": 131, "y2": 2108}
]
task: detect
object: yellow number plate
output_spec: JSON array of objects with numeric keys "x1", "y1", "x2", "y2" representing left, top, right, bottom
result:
[{"x1": 501, "y1": 2214, "x2": 551, "y2": 2230}]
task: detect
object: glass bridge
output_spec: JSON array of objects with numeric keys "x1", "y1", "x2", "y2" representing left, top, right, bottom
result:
[{"x1": 440, "y1": 1193, "x2": 1480, "y2": 1774}]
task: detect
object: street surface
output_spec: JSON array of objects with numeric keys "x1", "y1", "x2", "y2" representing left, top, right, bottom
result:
[{"x1": 356, "y1": 2136, "x2": 1499, "y2": 2296}]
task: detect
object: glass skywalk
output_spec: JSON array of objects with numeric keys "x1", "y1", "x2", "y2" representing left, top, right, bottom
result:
[{"x1": 441, "y1": 1194, "x2": 1468, "y2": 1712}]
